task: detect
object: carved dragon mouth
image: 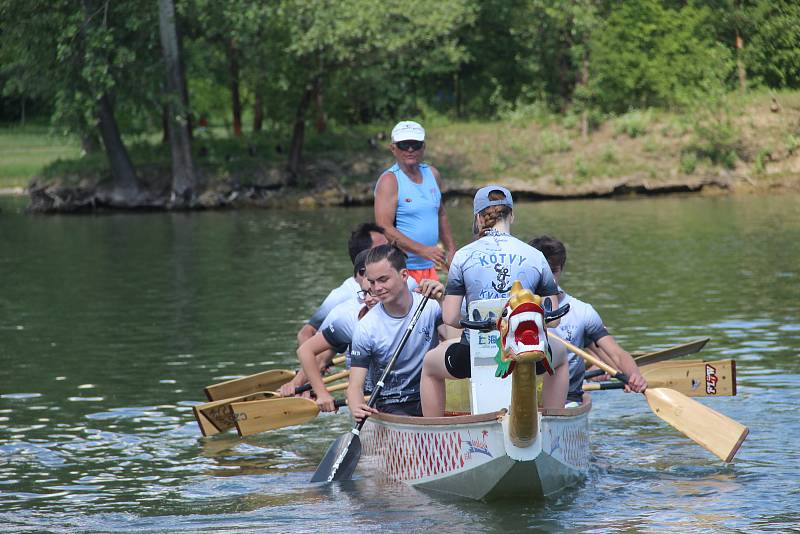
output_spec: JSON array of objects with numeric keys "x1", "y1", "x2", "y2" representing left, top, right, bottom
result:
[{"x1": 505, "y1": 302, "x2": 545, "y2": 361}]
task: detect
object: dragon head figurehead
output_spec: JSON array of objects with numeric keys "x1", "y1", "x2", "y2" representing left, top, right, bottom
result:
[{"x1": 495, "y1": 281, "x2": 554, "y2": 378}]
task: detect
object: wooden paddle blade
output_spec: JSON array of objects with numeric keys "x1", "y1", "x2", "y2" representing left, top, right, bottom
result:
[
  {"x1": 644, "y1": 387, "x2": 749, "y2": 462},
  {"x1": 310, "y1": 431, "x2": 361, "y2": 482},
  {"x1": 633, "y1": 338, "x2": 710, "y2": 366},
  {"x1": 194, "y1": 391, "x2": 279, "y2": 435},
  {"x1": 642, "y1": 359, "x2": 736, "y2": 397},
  {"x1": 204, "y1": 369, "x2": 295, "y2": 401},
  {"x1": 193, "y1": 405, "x2": 222, "y2": 437},
  {"x1": 232, "y1": 397, "x2": 321, "y2": 436}
]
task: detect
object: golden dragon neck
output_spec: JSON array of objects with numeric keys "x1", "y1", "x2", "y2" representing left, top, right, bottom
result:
[{"x1": 509, "y1": 361, "x2": 538, "y2": 447}]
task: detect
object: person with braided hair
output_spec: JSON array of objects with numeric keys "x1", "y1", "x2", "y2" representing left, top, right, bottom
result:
[{"x1": 420, "y1": 185, "x2": 570, "y2": 416}]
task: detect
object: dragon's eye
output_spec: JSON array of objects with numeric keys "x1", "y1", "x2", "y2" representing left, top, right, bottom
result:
[{"x1": 501, "y1": 308, "x2": 509, "y2": 318}]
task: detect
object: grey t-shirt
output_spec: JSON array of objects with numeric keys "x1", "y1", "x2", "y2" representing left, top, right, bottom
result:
[
  {"x1": 551, "y1": 291, "x2": 610, "y2": 402},
  {"x1": 350, "y1": 291, "x2": 442, "y2": 405},
  {"x1": 320, "y1": 298, "x2": 372, "y2": 392},
  {"x1": 445, "y1": 229, "x2": 558, "y2": 334},
  {"x1": 308, "y1": 276, "x2": 418, "y2": 330},
  {"x1": 320, "y1": 299, "x2": 363, "y2": 357}
]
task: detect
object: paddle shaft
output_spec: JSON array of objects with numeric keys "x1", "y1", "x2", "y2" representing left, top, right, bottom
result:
[
  {"x1": 294, "y1": 370, "x2": 349, "y2": 395},
  {"x1": 551, "y1": 334, "x2": 631, "y2": 384}
]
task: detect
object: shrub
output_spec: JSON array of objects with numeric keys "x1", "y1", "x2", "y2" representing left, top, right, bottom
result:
[
  {"x1": 680, "y1": 151, "x2": 698, "y2": 174},
  {"x1": 601, "y1": 145, "x2": 618, "y2": 163},
  {"x1": 574, "y1": 157, "x2": 590, "y2": 181},
  {"x1": 614, "y1": 110, "x2": 652, "y2": 138},
  {"x1": 538, "y1": 131, "x2": 571, "y2": 155}
]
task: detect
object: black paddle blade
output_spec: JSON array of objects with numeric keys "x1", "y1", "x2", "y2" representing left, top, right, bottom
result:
[{"x1": 310, "y1": 431, "x2": 362, "y2": 483}]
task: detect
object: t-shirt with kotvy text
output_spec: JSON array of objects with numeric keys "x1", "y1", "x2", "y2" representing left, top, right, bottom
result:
[{"x1": 445, "y1": 229, "x2": 558, "y2": 337}]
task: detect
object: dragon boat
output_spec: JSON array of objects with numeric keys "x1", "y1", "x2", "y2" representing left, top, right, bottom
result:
[{"x1": 359, "y1": 283, "x2": 591, "y2": 500}]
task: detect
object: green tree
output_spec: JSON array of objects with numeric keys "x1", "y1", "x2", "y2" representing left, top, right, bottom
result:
[
  {"x1": 279, "y1": 0, "x2": 475, "y2": 182},
  {"x1": 590, "y1": 0, "x2": 733, "y2": 112},
  {"x1": 744, "y1": 0, "x2": 800, "y2": 88},
  {"x1": 0, "y1": 0, "x2": 166, "y2": 200}
]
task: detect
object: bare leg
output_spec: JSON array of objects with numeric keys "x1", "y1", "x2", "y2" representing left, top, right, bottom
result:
[
  {"x1": 421, "y1": 339, "x2": 458, "y2": 417},
  {"x1": 542, "y1": 339, "x2": 569, "y2": 409}
]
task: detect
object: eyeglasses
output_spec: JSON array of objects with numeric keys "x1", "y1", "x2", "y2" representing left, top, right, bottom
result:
[
  {"x1": 357, "y1": 289, "x2": 374, "y2": 300},
  {"x1": 395, "y1": 140, "x2": 424, "y2": 152}
]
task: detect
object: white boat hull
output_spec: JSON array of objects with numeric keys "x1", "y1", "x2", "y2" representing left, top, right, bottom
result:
[{"x1": 360, "y1": 400, "x2": 591, "y2": 500}]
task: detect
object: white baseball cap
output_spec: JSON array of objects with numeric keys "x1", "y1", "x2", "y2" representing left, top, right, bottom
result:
[{"x1": 391, "y1": 121, "x2": 425, "y2": 142}]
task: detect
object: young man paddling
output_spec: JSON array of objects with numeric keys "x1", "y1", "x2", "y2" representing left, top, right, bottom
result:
[
  {"x1": 529, "y1": 235, "x2": 647, "y2": 403},
  {"x1": 347, "y1": 244, "x2": 446, "y2": 419},
  {"x1": 296, "y1": 251, "x2": 380, "y2": 412},
  {"x1": 284, "y1": 223, "x2": 418, "y2": 396}
]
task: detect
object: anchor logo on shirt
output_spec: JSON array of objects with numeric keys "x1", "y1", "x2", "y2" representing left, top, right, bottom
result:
[{"x1": 491, "y1": 263, "x2": 512, "y2": 293}]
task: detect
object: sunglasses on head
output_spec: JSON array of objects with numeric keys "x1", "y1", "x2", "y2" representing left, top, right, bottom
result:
[{"x1": 395, "y1": 140, "x2": 424, "y2": 152}]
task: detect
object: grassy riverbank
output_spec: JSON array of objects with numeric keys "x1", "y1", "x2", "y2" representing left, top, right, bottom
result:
[
  {"x1": 0, "y1": 124, "x2": 80, "y2": 190},
  {"x1": 5, "y1": 91, "x2": 800, "y2": 201}
]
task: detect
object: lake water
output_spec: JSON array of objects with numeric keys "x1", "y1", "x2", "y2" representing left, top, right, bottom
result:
[{"x1": 1, "y1": 193, "x2": 799, "y2": 532}]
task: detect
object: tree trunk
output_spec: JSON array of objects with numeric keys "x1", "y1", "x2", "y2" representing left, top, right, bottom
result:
[
  {"x1": 161, "y1": 104, "x2": 169, "y2": 144},
  {"x1": 287, "y1": 83, "x2": 315, "y2": 185},
  {"x1": 580, "y1": 55, "x2": 590, "y2": 139},
  {"x1": 97, "y1": 93, "x2": 139, "y2": 197},
  {"x1": 228, "y1": 39, "x2": 242, "y2": 137},
  {"x1": 253, "y1": 91, "x2": 264, "y2": 133},
  {"x1": 314, "y1": 77, "x2": 326, "y2": 134},
  {"x1": 736, "y1": 32, "x2": 746, "y2": 94},
  {"x1": 159, "y1": 0, "x2": 197, "y2": 204}
]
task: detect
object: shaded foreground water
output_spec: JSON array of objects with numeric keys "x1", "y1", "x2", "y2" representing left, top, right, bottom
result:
[{"x1": 1, "y1": 194, "x2": 799, "y2": 533}]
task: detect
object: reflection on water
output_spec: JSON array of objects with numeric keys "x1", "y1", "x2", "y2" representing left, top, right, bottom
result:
[{"x1": 1, "y1": 194, "x2": 800, "y2": 532}]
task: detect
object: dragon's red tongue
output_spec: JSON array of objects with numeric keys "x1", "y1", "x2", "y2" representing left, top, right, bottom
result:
[{"x1": 515, "y1": 320, "x2": 539, "y2": 346}]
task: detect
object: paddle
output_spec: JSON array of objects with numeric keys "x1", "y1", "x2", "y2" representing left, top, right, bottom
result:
[
  {"x1": 204, "y1": 355, "x2": 346, "y2": 401},
  {"x1": 582, "y1": 358, "x2": 736, "y2": 397},
  {"x1": 311, "y1": 295, "x2": 431, "y2": 483},
  {"x1": 194, "y1": 370, "x2": 350, "y2": 436},
  {"x1": 550, "y1": 333, "x2": 748, "y2": 462},
  {"x1": 632, "y1": 337, "x2": 710, "y2": 366},
  {"x1": 233, "y1": 385, "x2": 349, "y2": 436}
]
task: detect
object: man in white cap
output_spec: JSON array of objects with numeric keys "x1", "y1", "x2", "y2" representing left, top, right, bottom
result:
[{"x1": 374, "y1": 120, "x2": 456, "y2": 284}]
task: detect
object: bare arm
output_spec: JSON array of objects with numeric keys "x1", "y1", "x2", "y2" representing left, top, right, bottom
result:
[
  {"x1": 442, "y1": 294, "x2": 464, "y2": 329},
  {"x1": 431, "y1": 167, "x2": 456, "y2": 264},
  {"x1": 374, "y1": 172, "x2": 447, "y2": 266},
  {"x1": 296, "y1": 324, "x2": 317, "y2": 347},
  {"x1": 594, "y1": 335, "x2": 647, "y2": 393},
  {"x1": 346, "y1": 367, "x2": 376, "y2": 422},
  {"x1": 296, "y1": 333, "x2": 338, "y2": 411}
]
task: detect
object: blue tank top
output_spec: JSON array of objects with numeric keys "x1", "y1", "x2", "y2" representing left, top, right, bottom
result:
[{"x1": 377, "y1": 163, "x2": 441, "y2": 270}]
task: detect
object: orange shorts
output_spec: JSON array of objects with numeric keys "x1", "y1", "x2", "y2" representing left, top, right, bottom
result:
[{"x1": 407, "y1": 267, "x2": 439, "y2": 284}]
